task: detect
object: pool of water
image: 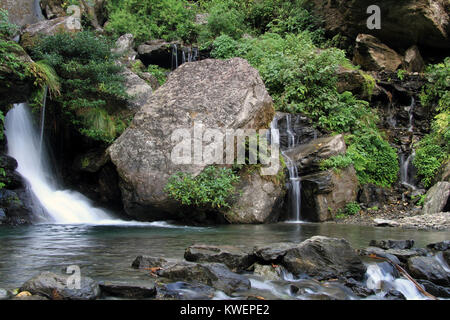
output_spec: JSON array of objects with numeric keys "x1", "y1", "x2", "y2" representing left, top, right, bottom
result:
[{"x1": 0, "y1": 222, "x2": 448, "y2": 290}]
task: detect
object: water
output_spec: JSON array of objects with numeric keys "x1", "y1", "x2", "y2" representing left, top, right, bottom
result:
[
  {"x1": 400, "y1": 150, "x2": 417, "y2": 190},
  {"x1": 0, "y1": 222, "x2": 447, "y2": 297},
  {"x1": 407, "y1": 97, "x2": 415, "y2": 132},
  {"x1": 4, "y1": 103, "x2": 131, "y2": 225}
]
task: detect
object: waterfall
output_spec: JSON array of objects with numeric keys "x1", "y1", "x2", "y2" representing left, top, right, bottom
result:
[
  {"x1": 4, "y1": 103, "x2": 121, "y2": 224},
  {"x1": 407, "y1": 97, "x2": 415, "y2": 132},
  {"x1": 270, "y1": 115, "x2": 302, "y2": 222},
  {"x1": 171, "y1": 44, "x2": 178, "y2": 70},
  {"x1": 39, "y1": 86, "x2": 48, "y2": 157},
  {"x1": 400, "y1": 150, "x2": 417, "y2": 190}
]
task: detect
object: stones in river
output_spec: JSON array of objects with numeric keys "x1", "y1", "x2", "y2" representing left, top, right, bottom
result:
[
  {"x1": 20, "y1": 271, "x2": 101, "y2": 300},
  {"x1": 184, "y1": 244, "x2": 255, "y2": 271},
  {"x1": 158, "y1": 282, "x2": 216, "y2": 300},
  {"x1": 426, "y1": 240, "x2": 450, "y2": 252},
  {"x1": 0, "y1": 288, "x2": 12, "y2": 300},
  {"x1": 252, "y1": 242, "x2": 299, "y2": 262},
  {"x1": 99, "y1": 281, "x2": 157, "y2": 299},
  {"x1": 156, "y1": 262, "x2": 251, "y2": 296},
  {"x1": 131, "y1": 256, "x2": 171, "y2": 269},
  {"x1": 369, "y1": 239, "x2": 415, "y2": 250},
  {"x1": 407, "y1": 256, "x2": 450, "y2": 286},
  {"x1": 281, "y1": 236, "x2": 367, "y2": 281},
  {"x1": 418, "y1": 280, "x2": 450, "y2": 298}
]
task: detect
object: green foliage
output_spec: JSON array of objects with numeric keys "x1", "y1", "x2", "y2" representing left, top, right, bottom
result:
[
  {"x1": 335, "y1": 202, "x2": 361, "y2": 219},
  {"x1": 105, "y1": 0, "x2": 198, "y2": 44},
  {"x1": 320, "y1": 154, "x2": 353, "y2": 172},
  {"x1": 0, "y1": 9, "x2": 19, "y2": 39},
  {"x1": 165, "y1": 166, "x2": 240, "y2": 210},
  {"x1": 346, "y1": 130, "x2": 399, "y2": 187},
  {"x1": 201, "y1": 0, "x2": 246, "y2": 40},
  {"x1": 415, "y1": 57, "x2": 450, "y2": 187},
  {"x1": 397, "y1": 69, "x2": 407, "y2": 81},
  {"x1": 147, "y1": 65, "x2": 168, "y2": 86},
  {"x1": 0, "y1": 39, "x2": 29, "y2": 80},
  {"x1": 30, "y1": 31, "x2": 128, "y2": 143}
]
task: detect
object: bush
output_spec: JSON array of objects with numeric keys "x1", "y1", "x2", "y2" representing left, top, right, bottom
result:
[
  {"x1": 147, "y1": 65, "x2": 168, "y2": 86},
  {"x1": 105, "y1": 0, "x2": 198, "y2": 44},
  {"x1": 320, "y1": 154, "x2": 353, "y2": 172},
  {"x1": 164, "y1": 166, "x2": 240, "y2": 210},
  {"x1": 30, "y1": 31, "x2": 129, "y2": 143},
  {"x1": 345, "y1": 202, "x2": 361, "y2": 215}
]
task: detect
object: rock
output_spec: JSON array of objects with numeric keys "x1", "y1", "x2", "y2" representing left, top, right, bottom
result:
[
  {"x1": 137, "y1": 39, "x2": 176, "y2": 68},
  {"x1": 159, "y1": 281, "x2": 216, "y2": 300},
  {"x1": 0, "y1": 189, "x2": 31, "y2": 224},
  {"x1": 253, "y1": 242, "x2": 299, "y2": 262},
  {"x1": 336, "y1": 67, "x2": 375, "y2": 99},
  {"x1": 99, "y1": 281, "x2": 157, "y2": 299},
  {"x1": 308, "y1": 0, "x2": 450, "y2": 52},
  {"x1": 0, "y1": 288, "x2": 11, "y2": 300},
  {"x1": 20, "y1": 16, "x2": 81, "y2": 49},
  {"x1": 373, "y1": 219, "x2": 399, "y2": 227},
  {"x1": 384, "y1": 290, "x2": 407, "y2": 300},
  {"x1": 72, "y1": 149, "x2": 109, "y2": 173},
  {"x1": 384, "y1": 249, "x2": 426, "y2": 264},
  {"x1": 224, "y1": 168, "x2": 286, "y2": 224},
  {"x1": 0, "y1": 0, "x2": 42, "y2": 27},
  {"x1": 0, "y1": 209, "x2": 6, "y2": 223},
  {"x1": 283, "y1": 135, "x2": 347, "y2": 175},
  {"x1": 252, "y1": 264, "x2": 285, "y2": 281},
  {"x1": 396, "y1": 212, "x2": 450, "y2": 231},
  {"x1": 113, "y1": 33, "x2": 137, "y2": 62},
  {"x1": 131, "y1": 256, "x2": 170, "y2": 269},
  {"x1": 109, "y1": 58, "x2": 274, "y2": 220},
  {"x1": 407, "y1": 256, "x2": 450, "y2": 286},
  {"x1": 40, "y1": 0, "x2": 66, "y2": 19},
  {"x1": 121, "y1": 67, "x2": 153, "y2": 110},
  {"x1": 418, "y1": 280, "x2": 450, "y2": 298},
  {"x1": 358, "y1": 247, "x2": 402, "y2": 266},
  {"x1": 281, "y1": 236, "x2": 366, "y2": 280},
  {"x1": 422, "y1": 182, "x2": 450, "y2": 215},
  {"x1": 353, "y1": 34, "x2": 403, "y2": 72},
  {"x1": 184, "y1": 245, "x2": 255, "y2": 271},
  {"x1": 369, "y1": 239, "x2": 415, "y2": 250},
  {"x1": 434, "y1": 160, "x2": 450, "y2": 184},
  {"x1": 272, "y1": 112, "x2": 321, "y2": 149},
  {"x1": 427, "y1": 240, "x2": 450, "y2": 252},
  {"x1": 0, "y1": 154, "x2": 23, "y2": 189},
  {"x1": 444, "y1": 250, "x2": 450, "y2": 265},
  {"x1": 358, "y1": 184, "x2": 389, "y2": 208},
  {"x1": 20, "y1": 271, "x2": 101, "y2": 300},
  {"x1": 344, "y1": 278, "x2": 375, "y2": 298},
  {"x1": 157, "y1": 262, "x2": 251, "y2": 296},
  {"x1": 301, "y1": 166, "x2": 359, "y2": 222},
  {"x1": 403, "y1": 46, "x2": 425, "y2": 73}
]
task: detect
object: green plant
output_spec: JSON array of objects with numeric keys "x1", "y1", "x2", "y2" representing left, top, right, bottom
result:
[
  {"x1": 147, "y1": 65, "x2": 168, "y2": 86},
  {"x1": 165, "y1": 166, "x2": 240, "y2": 210},
  {"x1": 320, "y1": 154, "x2": 353, "y2": 172},
  {"x1": 345, "y1": 202, "x2": 361, "y2": 215},
  {"x1": 397, "y1": 69, "x2": 407, "y2": 81},
  {"x1": 0, "y1": 9, "x2": 19, "y2": 39},
  {"x1": 30, "y1": 31, "x2": 129, "y2": 143}
]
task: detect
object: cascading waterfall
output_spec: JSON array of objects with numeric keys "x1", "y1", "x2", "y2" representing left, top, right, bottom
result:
[
  {"x1": 171, "y1": 44, "x2": 179, "y2": 70},
  {"x1": 270, "y1": 116, "x2": 302, "y2": 222},
  {"x1": 4, "y1": 103, "x2": 122, "y2": 224},
  {"x1": 407, "y1": 97, "x2": 415, "y2": 132},
  {"x1": 400, "y1": 150, "x2": 417, "y2": 190},
  {"x1": 39, "y1": 86, "x2": 48, "y2": 157}
]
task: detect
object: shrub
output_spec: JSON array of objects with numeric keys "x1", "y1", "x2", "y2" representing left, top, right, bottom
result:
[
  {"x1": 0, "y1": 9, "x2": 19, "y2": 39},
  {"x1": 30, "y1": 31, "x2": 128, "y2": 143},
  {"x1": 105, "y1": 0, "x2": 198, "y2": 44},
  {"x1": 345, "y1": 202, "x2": 361, "y2": 215},
  {"x1": 164, "y1": 166, "x2": 240, "y2": 210},
  {"x1": 147, "y1": 65, "x2": 168, "y2": 86},
  {"x1": 320, "y1": 154, "x2": 353, "y2": 172}
]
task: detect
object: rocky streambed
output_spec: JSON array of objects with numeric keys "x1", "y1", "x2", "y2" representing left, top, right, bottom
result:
[{"x1": 2, "y1": 236, "x2": 449, "y2": 301}]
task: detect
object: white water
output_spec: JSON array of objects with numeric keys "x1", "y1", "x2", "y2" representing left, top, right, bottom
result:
[{"x1": 4, "y1": 103, "x2": 161, "y2": 226}]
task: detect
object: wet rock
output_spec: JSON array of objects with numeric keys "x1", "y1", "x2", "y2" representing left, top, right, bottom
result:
[
  {"x1": 353, "y1": 34, "x2": 402, "y2": 72},
  {"x1": 0, "y1": 189, "x2": 32, "y2": 225},
  {"x1": 109, "y1": 58, "x2": 274, "y2": 220},
  {"x1": 369, "y1": 239, "x2": 415, "y2": 250},
  {"x1": 251, "y1": 264, "x2": 285, "y2": 281},
  {"x1": 384, "y1": 290, "x2": 407, "y2": 300},
  {"x1": 384, "y1": 249, "x2": 427, "y2": 264},
  {"x1": 157, "y1": 262, "x2": 251, "y2": 296},
  {"x1": 72, "y1": 149, "x2": 109, "y2": 173},
  {"x1": 253, "y1": 242, "x2": 299, "y2": 263},
  {"x1": 301, "y1": 166, "x2": 359, "y2": 222},
  {"x1": 427, "y1": 240, "x2": 450, "y2": 252},
  {"x1": 0, "y1": 209, "x2": 6, "y2": 223},
  {"x1": 422, "y1": 182, "x2": 450, "y2": 215},
  {"x1": 184, "y1": 245, "x2": 255, "y2": 271},
  {"x1": 344, "y1": 278, "x2": 375, "y2": 298},
  {"x1": 281, "y1": 236, "x2": 366, "y2": 280},
  {"x1": 444, "y1": 250, "x2": 450, "y2": 265},
  {"x1": 158, "y1": 281, "x2": 216, "y2": 300},
  {"x1": 224, "y1": 168, "x2": 286, "y2": 224},
  {"x1": 407, "y1": 256, "x2": 450, "y2": 286},
  {"x1": 403, "y1": 46, "x2": 425, "y2": 73},
  {"x1": 373, "y1": 219, "x2": 399, "y2": 227},
  {"x1": 290, "y1": 279, "x2": 355, "y2": 300},
  {"x1": 0, "y1": 154, "x2": 23, "y2": 189},
  {"x1": 418, "y1": 280, "x2": 450, "y2": 298},
  {"x1": 0, "y1": 288, "x2": 11, "y2": 300},
  {"x1": 272, "y1": 112, "x2": 321, "y2": 149},
  {"x1": 358, "y1": 247, "x2": 402, "y2": 266},
  {"x1": 20, "y1": 271, "x2": 101, "y2": 300},
  {"x1": 131, "y1": 256, "x2": 171, "y2": 269},
  {"x1": 99, "y1": 281, "x2": 156, "y2": 299}
]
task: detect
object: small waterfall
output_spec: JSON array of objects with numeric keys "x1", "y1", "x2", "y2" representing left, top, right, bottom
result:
[
  {"x1": 171, "y1": 44, "x2": 178, "y2": 70},
  {"x1": 39, "y1": 86, "x2": 48, "y2": 158},
  {"x1": 173, "y1": 45, "x2": 199, "y2": 69},
  {"x1": 270, "y1": 115, "x2": 302, "y2": 222},
  {"x1": 407, "y1": 97, "x2": 415, "y2": 132},
  {"x1": 4, "y1": 103, "x2": 121, "y2": 224},
  {"x1": 400, "y1": 150, "x2": 417, "y2": 190}
]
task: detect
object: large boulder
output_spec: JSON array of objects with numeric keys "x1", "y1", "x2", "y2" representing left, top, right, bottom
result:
[
  {"x1": 20, "y1": 271, "x2": 101, "y2": 300},
  {"x1": 301, "y1": 166, "x2": 359, "y2": 222},
  {"x1": 308, "y1": 0, "x2": 450, "y2": 52},
  {"x1": 109, "y1": 58, "x2": 274, "y2": 220},
  {"x1": 0, "y1": 0, "x2": 42, "y2": 27},
  {"x1": 353, "y1": 34, "x2": 403, "y2": 72},
  {"x1": 403, "y1": 46, "x2": 425, "y2": 73},
  {"x1": 184, "y1": 244, "x2": 255, "y2": 272},
  {"x1": 407, "y1": 256, "x2": 450, "y2": 286},
  {"x1": 422, "y1": 182, "x2": 450, "y2": 215},
  {"x1": 224, "y1": 168, "x2": 286, "y2": 224},
  {"x1": 281, "y1": 236, "x2": 367, "y2": 280}
]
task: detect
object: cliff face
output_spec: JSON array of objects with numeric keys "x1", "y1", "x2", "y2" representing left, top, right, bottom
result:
[{"x1": 0, "y1": 0, "x2": 42, "y2": 27}]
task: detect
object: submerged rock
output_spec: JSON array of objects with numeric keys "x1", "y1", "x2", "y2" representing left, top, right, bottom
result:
[
  {"x1": 131, "y1": 256, "x2": 171, "y2": 269},
  {"x1": 184, "y1": 245, "x2": 255, "y2": 271},
  {"x1": 426, "y1": 240, "x2": 450, "y2": 252},
  {"x1": 20, "y1": 271, "x2": 101, "y2": 300},
  {"x1": 157, "y1": 262, "x2": 251, "y2": 296},
  {"x1": 281, "y1": 236, "x2": 366, "y2": 280},
  {"x1": 0, "y1": 288, "x2": 11, "y2": 300},
  {"x1": 99, "y1": 281, "x2": 157, "y2": 299},
  {"x1": 158, "y1": 281, "x2": 216, "y2": 300},
  {"x1": 418, "y1": 280, "x2": 450, "y2": 298},
  {"x1": 109, "y1": 58, "x2": 274, "y2": 220}
]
